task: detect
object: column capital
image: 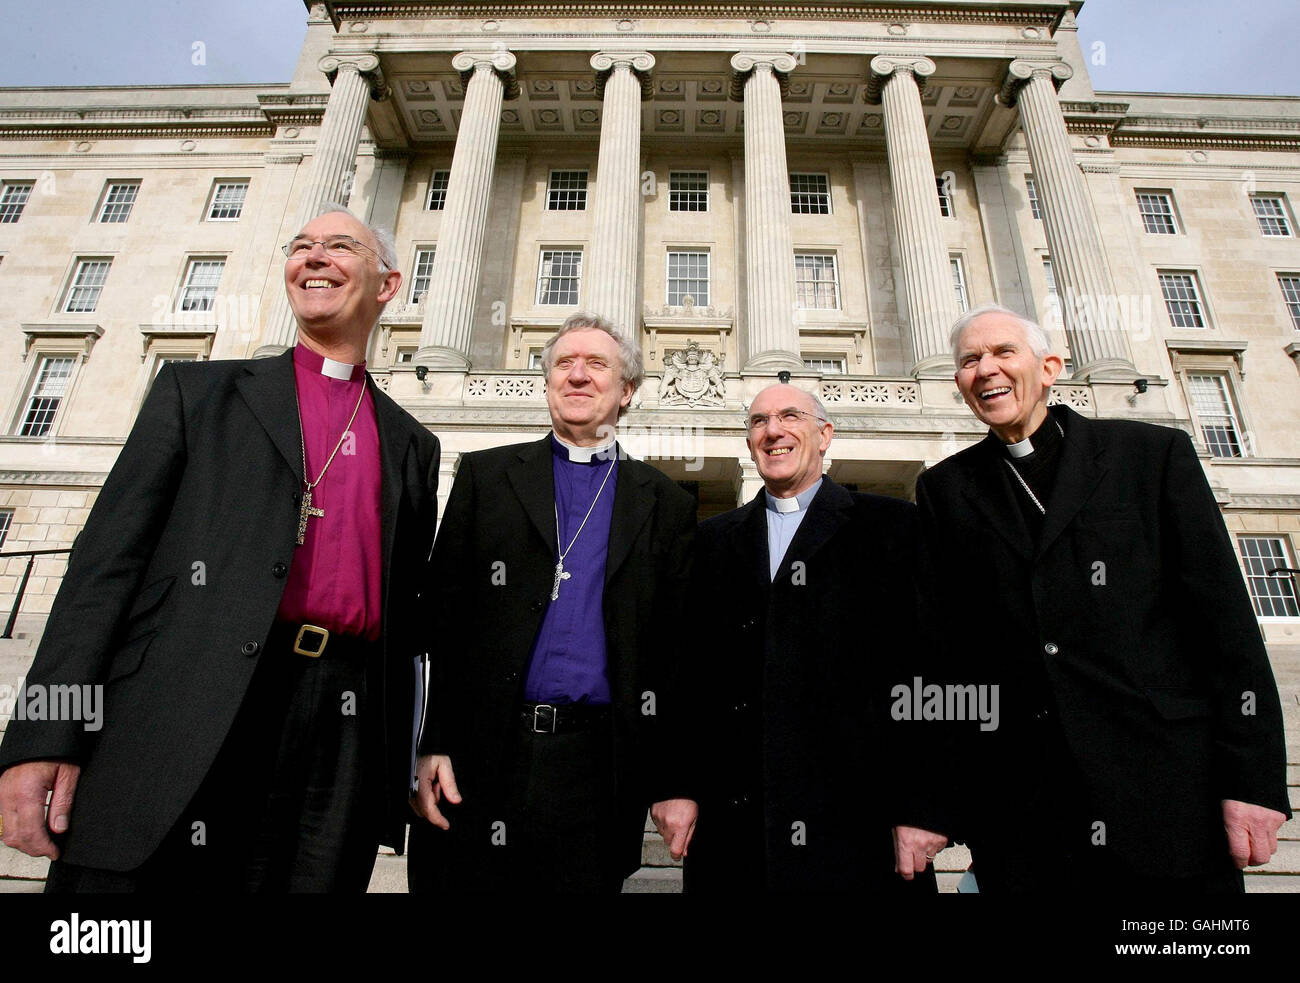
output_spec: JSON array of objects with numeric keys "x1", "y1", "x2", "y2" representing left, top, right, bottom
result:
[
  {"x1": 590, "y1": 51, "x2": 656, "y2": 99},
  {"x1": 998, "y1": 59, "x2": 1073, "y2": 108},
  {"x1": 729, "y1": 51, "x2": 799, "y2": 100},
  {"x1": 452, "y1": 49, "x2": 520, "y2": 100},
  {"x1": 865, "y1": 55, "x2": 936, "y2": 104},
  {"x1": 318, "y1": 52, "x2": 390, "y2": 101}
]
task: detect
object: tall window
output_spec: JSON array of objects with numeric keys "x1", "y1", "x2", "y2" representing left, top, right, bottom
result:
[
  {"x1": 409, "y1": 247, "x2": 437, "y2": 304},
  {"x1": 1042, "y1": 256, "x2": 1061, "y2": 328},
  {"x1": 669, "y1": 172, "x2": 709, "y2": 212},
  {"x1": 1136, "y1": 190, "x2": 1179, "y2": 234},
  {"x1": 426, "y1": 170, "x2": 450, "y2": 210},
  {"x1": 1158, "y1": 271, "x2": 1207, "y2": 329},
  {"x1": 1187, "y1": 373, "x2": 1244, "y2": 458},
  {"x1": 206, "y1": 181, "x2": 248, "y2": 221},
  {"x1": 794, "y1": 253, "x2": 839, "y2": 309},
  {"x1": 1278, "y1": 274, "x2": 1300, "y2": 330},
  {"x1": 154, "y1": 353, "x2": 200, "y2": 377},
  {"x1": 537, "y1": 249, "x2": 582, "y2": 305},
  {"x1": 96, "y1": 181, "x2": 139, "y2": 223},
  {"x1": 546, "y1": 171, "x2": 588, "y2": 211},
  {"x1": 936, "y1": 176, "x2": 953, "y2": 217},
  {"x1": 950, "y1": 256, "x2": 969, "y2": 313},
  {"x1": 0, "y1": 181, "x2": 33, "y2": 223},
  {"x1": 789, "y1": 174, "x2": 831, "y2": 214},
  {"x1": 1025, "y1": 175, "x2": 1042, "y2": 220},
  {"x1": 667, "y1": 251, "x2": 709, "y2": 306},
  {"x1": 1251, "y1": 195, "x2": 1293, "y2": 237},
  {"x1": 17, "y1": 356, "x2": 74, "y2": 437},
  {"x1": 63, "y1": 258, "x2": 112, "y2": 313},
  {"x1": 178, "y1": 258, "x2": 225, "y2": 312},
  {"x1": 1237, "y1": 538, "x2": 1299, "y2": 617},
  {"x1": 0, "y1": 510, "x2": 11, "y2": 548}
]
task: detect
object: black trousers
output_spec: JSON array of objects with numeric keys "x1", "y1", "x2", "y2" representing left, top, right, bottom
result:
[
  {"x1": 408, "y1": 718, "x2": 626, "y2": 894},
  {"x1": 46, "y1": 625, "x2": 381, "y2": 894}
]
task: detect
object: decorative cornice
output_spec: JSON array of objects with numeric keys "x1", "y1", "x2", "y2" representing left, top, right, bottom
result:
[
  {"x1": 591, "y1": 50, "x2": 656, "y2": 100},
  {"x1": 1228, "y1": 493, "x2": 1300, "y2": 510},
  {"x1": 0, "y1": 469, "x2": 112, "y2": 487},
  {"x1": 20, "y1": 323, "x2": 104, "y2": 361},
  {"x1": 865, "y1": 54, "x2": 936, "y2": 104}
]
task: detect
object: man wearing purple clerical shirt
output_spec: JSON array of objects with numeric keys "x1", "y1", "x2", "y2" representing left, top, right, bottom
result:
[
  {"x1": 409, "y1": 312, "x2": 696, "y2": 893},
  {"x1": 0, "y1": 205, "x2": 441, "y2": 892}
]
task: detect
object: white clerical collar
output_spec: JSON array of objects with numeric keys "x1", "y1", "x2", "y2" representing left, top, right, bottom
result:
[
  {"x1": 552, "y1": 432, "x2": 617, "y2": 463},
  {"x1": 766, "y1": 478, "x2": 822, "y2": 514},
  {"x1": 320, "y1": 357, "x2": 355, "y2": 381},
  {"x1": 1006, "y1": 436, "x2": 1035, "y2": 459}
]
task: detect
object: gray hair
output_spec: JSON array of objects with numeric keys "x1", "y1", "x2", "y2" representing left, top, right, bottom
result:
[
  {"x1": 540, "y1": 312, "x2": 646, "y2": 400},
  {"x1": 313, "y1": 201, "x2": 397, "y2": 273},
  {"x1": 949, "y1": 303, "x2": 1051, "y2": 366}
]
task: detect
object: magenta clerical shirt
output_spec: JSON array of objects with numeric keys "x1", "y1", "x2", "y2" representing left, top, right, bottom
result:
[{"x1": 275, "y1": 344, "x2": 383, "y2": 640}]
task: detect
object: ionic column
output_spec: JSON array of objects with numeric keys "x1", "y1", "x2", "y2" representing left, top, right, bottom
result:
[
  {"x1": 257, "y1": 53, "x2": 390, "y2": 355},
  {"x1": 1001, "y1": 60, "x2": 1135, "y2": 379},
  {"x1": 867, "y1": 56, "x2": 958, "y2": 376},
  {"x1": 585, "y1": 51, "x2": 654, "y2": 339},
  {"x1": 731, "y1": 51, "x2": 803, "y2": 374},
  {"x1": 416, "y1": 50, "x2": 518, "y2": 370}
]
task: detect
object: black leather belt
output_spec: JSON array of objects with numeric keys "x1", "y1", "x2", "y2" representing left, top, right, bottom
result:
[
  {"x1": 521, "y1": 702, "x2": 612, "y2": 734},
  {"x1": 271, "y1": 621, "x2": 372, "y2": 659}
]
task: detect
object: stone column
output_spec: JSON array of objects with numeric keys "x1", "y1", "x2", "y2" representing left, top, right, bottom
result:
[
  {"x1": 1001, "y1": 60, "x2": 1135, "y2": 379},
  {"x1": 584, "y1": 51, "x2": 654, "y2": 339},
  {"x1": 416, "y1": 49, "x2": 518, "y2": 371},
  {"x1": 731, "y1": 51, "x2": 803, "y2": 375},
  {"x1": 867, "y1": 56, "x2": 959, "y2": 376},
  {"x1": 257, "y1": 53, "x2": 390, "y2": 356}
]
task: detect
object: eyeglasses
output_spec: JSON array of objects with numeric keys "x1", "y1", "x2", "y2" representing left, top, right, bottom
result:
[
  {"x1": 282, "y1": 234, "x2": 388, "y2": 269},
  {"x1": 745, "y1": 409, "x2": 827, "y2": 431}
]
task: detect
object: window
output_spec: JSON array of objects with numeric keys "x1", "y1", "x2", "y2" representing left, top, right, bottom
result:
[
  {"x1": 394, "y1": 348, "x2": 416, "y2": 365},
  {"x1": 528, "y1": 349, "x2": 545, "y2": 370},
  {"x1": 537, "y1": 249, "x2": 582, "y2": 305},
  {"x1": 794, "y1": 253, "x2": 839, "y2": 309},
  {"x1": 951, "y1": 256, "x2": 969, "y2": 313},
  {"x1": 62, "y1": 258, "x2": 112, "y2": 313},
  {"x1": 178, "y1": 258, "x2": 225, "y2": 312},
  {"x1": 546, "y1": 171, "x2": 588, "y2": 211},
  {"x1": 1251, "y1": 195, "x2": 1293, "y2": 237},
  {"x1": 790, "y1": 173, "x2": 831, "y2": 214},
  {"x1": 96, "y1": 181, "x2": 139, "y2": 223},
  {"x1": 1278, "y1": 274, "x2": 1300, "y2": 330},
  {"x1": 0, "y1": 181, "x2": 33, "y2": 223},
  {"x1": 17, "y1": 355, "x2": 74, "y2": 437},
  {"x1": 1136, "y1": 190, "x2": 1179, "y2": 235},
  {"x1": 1043, "y1": 257, "x2": 1058, "y2": 297},
  {"x1": 1238, "y1": 538, "x2": 1299, "y2": 617},
  {"x1": 669, "y1": 172, "x2": 709, "y2": 212},
  {"x1": 1187, "y1": 373, "x2": 1244, "y2": 458},
  {"x1": 426, "y1": 170, "x2": 450, "y2": 211},
  {"x1": 409, "y1": 247, "x2": 437, "y2": 305},
  {"x1": 667, "y1": 251, "x2": 710, "y2": 306},
  {"x1": 154, "y1": 353, "x2": 199, "y2": 377},
  {"x1": 206, "y1": 181, "x2": 248, "y2": 221},
  {"x1": 936, "y1": 176, "x2": 953, "y2": 218},
  {"x1": 1042, "y1": 256, "x2": 1062, "y2": 328},
  {"x1": 1026, "y1": 175, "x2": 1041, "y2": 220},
  {"x1": 803, "y1": 356, "x2": 846, "y2": 374},
  {"x1": 0, "y1": 510, "x2": 11, "y2": 548},
  {"x1": 1159, "y1": 271, "x2": 1207, "y2": 329}
]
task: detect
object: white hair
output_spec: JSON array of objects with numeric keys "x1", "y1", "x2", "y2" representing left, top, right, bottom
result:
[
  {"x1": 313, "y1": 201, "x2": 397, "y2": 272},
  {"x1": 540, "y1": 312, "x2": 644, "y2": 418},
  {"x1": 949, "y1": 303, "x2": 1051, "y2": 366}
]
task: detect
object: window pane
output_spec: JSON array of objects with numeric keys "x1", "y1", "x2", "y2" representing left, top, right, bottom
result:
[
  {"x1": 64, "y1": 259, "x2": 112, "y2": 313},
  {"x1": 936, "y1": 176, "x2": 952, "y2": 217},
  {"x1": 667, "y1": 251, "x2": 709, "y2": 306},
  {"x1": 179, "y1": 259, "x2": 225, "y2": 312},
  {"x1": 427, "y1": 170, "x2": 450, "y2": 210},
  {"x1": 669, "y1": 172, "x2": 708, "y2": 212},
  {"x1": 208, "y1": 182, "x2": 247, "y2": 220},
  {"x1": 0, "y1": 182, "x2": 33, "y2": 223},
  {"x1": 951, "y1": 256, "x2": 969, "y2": 313},
  {"x1": 20, "y1": 356, "x2": 74, "y2": 437},
  {"x1": 547, "y1": 171, "x2": 588, "y2": 211},
  {"x1": 1252, "y1": 196, "x2": 1292, "y2": 237},
  {"x1": 1159, "y1": 272, "x2": 1205, "y2": 328},
  {"x1": 98, "y1": 182, "x2": 139, "y2": 223},
  {"x1": 1026, "y1": 176, "x2": 1041, "y2": 220},
  {"x1": 0, "y1": 510, "x2": 11, "y2": 548},
  {"x1": 1188, "y1": 374, "x2": 1242, "y2": 458},
  {"x1": 790, "y1": 174, "x2": 830, "y2": 214},
  {"x1": 537, "y1": 250, "x2": 582, "y2": 305},
  {"x1": 1278, "y1": 274, "x2": 1300, "y2": 330},
  {"x1": 409, "y1": 248, "x2": 437, "y2": 304},
  {"x1": 794, "y1": 253, "x2": 839, "y2": 309},
  {"x1": 1136, "y1": 191, "x2": 1178, "y2": 234},
  {"x1": 803, "y1": 357, "x2": 846, "y2": 374},
  {"x1": 1237, "y1": 537, "x2": 1299, "y2": 617}
]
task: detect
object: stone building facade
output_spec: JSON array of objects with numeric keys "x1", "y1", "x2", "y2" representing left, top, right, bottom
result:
[{"x1": 0, "y1": 0, "x2": 1297, "y2": 643}]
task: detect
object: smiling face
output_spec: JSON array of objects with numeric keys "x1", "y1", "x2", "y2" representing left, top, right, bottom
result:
[
  {"x1": 284, "y1": 211, "x2": 401, "y2": 353},
  {"x1": 745, "y1": 384, "x2": 833, "y2": 498},
  {"x1": 544, "y1": 328, "x2": 634, "y2": 446},
  {"x1": 954, "y1": 312, "x2": 1063, "y2": 443}
]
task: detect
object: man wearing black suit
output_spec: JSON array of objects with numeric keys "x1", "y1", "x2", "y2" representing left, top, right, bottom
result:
[
  {"x1": 915, "y1": 303, "x2": 1290, "y2": 893},
  {"x1": 651, "y1": 383, "x2": 948, "y2": 892},
  {"x1": 0, "y1": 205, "x2": 440, "y2": 892},
  {"x1": 407, "y1": 312, "x2": 695, "y2": 894}
]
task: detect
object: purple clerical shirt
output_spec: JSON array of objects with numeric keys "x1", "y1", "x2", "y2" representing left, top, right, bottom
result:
[
  {"x1": 522, "y1": 435, "x2": 618, "y2": 705},
  {"x1": 275, "y1": 344, "x2": 383, "y2": 641}
]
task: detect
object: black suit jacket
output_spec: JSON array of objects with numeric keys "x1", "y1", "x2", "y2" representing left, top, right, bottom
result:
[
  {"x1": 0, "y1": 349, "x2": 440, "y2": 871},
  {"x1": 915, "y1": 404, "x2": 1290, "y2": 877},
  {"x1": 670, "y1": 477, "x2": 941, "y2": 892},
  {"x1": 415, "y1": 434, "x2": 695, "y2": 879}
]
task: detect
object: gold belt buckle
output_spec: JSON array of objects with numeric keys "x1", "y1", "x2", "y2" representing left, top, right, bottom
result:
[{"x1": 293, "y1": 624, "x2": 329, "y2": 658}]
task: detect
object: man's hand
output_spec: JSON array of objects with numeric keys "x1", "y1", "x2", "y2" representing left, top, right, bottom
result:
[
  {"x1": 893, "y1": 825, "x2": 948, "y2": 880},
  {"x1": 0, "y1": 760, "x2": 81, "y2": 860},
  {"x1": 1222, "y1": 799, "x2": 1287, "y2": 869},
  {"x1": 409, "y1": 754, "x2": 461, "y2": 830},
  {"x1": 650, "y1": 798, "x2": 698, "y2": 861}
]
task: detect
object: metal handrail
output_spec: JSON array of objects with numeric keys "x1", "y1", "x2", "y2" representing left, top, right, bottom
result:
[{"x1": 0, "y1": 547, "x2": 72, "y2": 640}]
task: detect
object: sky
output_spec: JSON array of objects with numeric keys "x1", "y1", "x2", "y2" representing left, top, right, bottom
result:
[{"x1": 0, "y1": 0, "x2": 1296, "y2": 96}]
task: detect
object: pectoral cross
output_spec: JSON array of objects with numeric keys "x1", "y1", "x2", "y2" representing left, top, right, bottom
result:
[
  {"x1": 296, "y1": 488, "x2": 325, "y2": 546},
  {"x1": 550, "y1": 559, "x2": 572, "y2": 601}
]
